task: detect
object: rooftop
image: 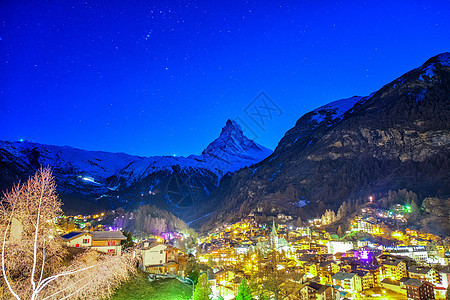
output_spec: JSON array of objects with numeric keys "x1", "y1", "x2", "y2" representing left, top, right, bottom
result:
[
  {"x1": 408, "y1": 267, "x2": 432, "y2": 274},
  {"x1": 381, "y1": 278, "x2": 400, "y2": 286},
  {"x1": 61, "y1": 231, "x2": 92, "y2": 240},
  {"x1": 91, "y1": 231, "x2": 127, "y2": 240},
  {"x1": 404, "y1": 278, "x2": 425, "y2": 287},
  {"x1": 332, "y1": 272, "x2": 356, "y2": 280}
]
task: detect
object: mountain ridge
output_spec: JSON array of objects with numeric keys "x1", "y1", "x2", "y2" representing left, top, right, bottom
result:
[
  {"x1": 0, "y1": 119, "x2": 272, "y2": 214},
  {"x1": 197, "y1": 52, "x2": 450, "y2": 232}
]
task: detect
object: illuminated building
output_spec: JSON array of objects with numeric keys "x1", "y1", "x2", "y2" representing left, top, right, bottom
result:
[
  {"x1": 327, "y1": 241, "x2": 354, "y2": 255},
  {"x1": 408, "y1": 267, "x2": 441, "y2": 286},
  {"x1": 299, "y1": 282, "x2": 340, "y2": 300},
  {"x1": 380, "y1": 259, "x2": 407, "y2": 281},
  {"x1": 332, "y1": 272, "x2": 362, "y2": 293},
  {"x1": 404, "y1": 278, "x2": 435, "y2": 300}
]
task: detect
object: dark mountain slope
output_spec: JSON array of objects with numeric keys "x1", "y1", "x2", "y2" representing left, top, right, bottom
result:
[{"x1": 199, "y1": 53, "x2": 450, "y2": 230}]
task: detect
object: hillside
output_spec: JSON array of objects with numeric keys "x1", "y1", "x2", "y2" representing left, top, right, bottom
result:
[{"x1": 198, "y1": 53, "x2": 450, "y2": 231}]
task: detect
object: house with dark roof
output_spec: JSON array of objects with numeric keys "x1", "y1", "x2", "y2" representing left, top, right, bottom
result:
[
  {"x1": 357, "y1": 264, "x2": 381, "y2": 287},
  {"x1": 317, "y1": 261, "x2": 341, "y2": 285},
  {"x1": 354, "y1": 270, "x2": 373, "y2": 290},
  {"x1": 90, "y1": 231, "x2": 127, "y2": 255},
  {"x1": 61, "y1": 231, "x2": 93, "y2": 248},
  {"x1": 332, "y1": 272, "x2": 362, "y2": 293},
  {"x1": 380, "y1": 278, "x2": 406, "y2": 295},
  {"x1": 404, "y1": 278, "x2": 435, "y2": 300},
  {"x1": 380, "y1": 259, "x2": 407, "y2": 281},
  {"x1": 408, "y1": 266, "x2": 441, "y2": 286},
  {"x1": 61, "y1": 230, "x2": 126, "y2": 255},
  {"x1": 299, "y1": 281, "x2": 340, "y2": 300}
]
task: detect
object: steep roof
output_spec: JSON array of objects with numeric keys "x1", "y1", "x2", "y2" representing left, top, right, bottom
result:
[
  {"x1": 304, "y1": 281, "x2": 332, "y2": 294},
  {"x1": 61, "y1": 231, "x2": 92, "y2": 241},
  {"x1": 319, "y1": 261, "x2": 333, "y2": 267}
]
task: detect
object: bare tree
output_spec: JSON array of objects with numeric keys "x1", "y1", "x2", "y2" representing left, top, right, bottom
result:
[{"x1": 1, "y1": 168, "x2": 135, "y2": 299}]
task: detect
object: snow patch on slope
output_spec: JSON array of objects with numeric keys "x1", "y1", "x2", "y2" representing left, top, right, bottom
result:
[{"x1": 310, "y1": 96, "x2": 362, "y2": 124}]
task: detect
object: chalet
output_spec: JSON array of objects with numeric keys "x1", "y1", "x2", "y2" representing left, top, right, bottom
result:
[
  {"x1": 380, "y1": 259, "x2": 407, "y2": 281},
  {"x1": 404, "y1": 278, "x2": 435, "y2": 300},
  {"x1": 317, "y1": 261, "x2": 340, "y2": 284},
  {"x1": 90, "y1": 231, "x2": 127, "y2": 255},
  {"x1": 165, "y1": 246, "x2": 180, "y2": 263},
  {"x1": 299, "y1": 281, "x2": 340, "y2": 300},
  {"x1": 354, "y1": 270, "x2": 373, "y2": 290},
  {"x1": 332, "y1": 272, "x2": 362, "y2": 293},
  {"x1": 380, "y1": 278, "x2": 406, "y2": 295},
  {"x1": 357, "y1": 264, "x2": 381, "y2": 287},
  {"x1": 136, "y1": 242, "x2": 167, "y2": 270},
  {"x1": 61, "y1": 231, "x2": 93, "y2": 248},
  {"x1": 60, "y1": 230, "x2": 126, "y2": 255},
  {"x1": 408, "y1": 267, "x2": 441, "y2": 286},
  {"x1": 135, "y1": 242, "x2": 181, "y2": 274}
]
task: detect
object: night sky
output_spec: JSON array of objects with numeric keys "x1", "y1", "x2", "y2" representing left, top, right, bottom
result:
[{"x1": 1, "y1": 1, "x2": 449, "y2": 157}]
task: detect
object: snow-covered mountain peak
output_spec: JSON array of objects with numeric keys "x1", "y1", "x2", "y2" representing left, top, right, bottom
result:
[
  {"x1": 217, "y1": 119, "x2": 244, "y2": 141},
  {"x1": 202, "y1": 119, "x2": 270, "y2": 158},
  {"x1": 224, "y1": 119, "x2": 241, "y2": 131},
  {"x1": 106, "y1": 119, "x2": 272, "y2": 188}
]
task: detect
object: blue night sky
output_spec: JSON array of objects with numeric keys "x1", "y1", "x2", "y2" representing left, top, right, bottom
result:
[{"x1": 1, "y1": 1, "x2": 449, "y2": 157}]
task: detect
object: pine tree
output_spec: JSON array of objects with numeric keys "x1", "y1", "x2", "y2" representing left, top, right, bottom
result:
[
  {"x1": 337, "y1": 201, "x2": 347, "y2": 220},
  {"x1": 410, "y1": 199, "x2": 419, "y2": 214},
  {"x1": 236, "y1": 278, "x2": 252, "y2": 300},
  {"x1": 330, "y1": 210, "x2": 336, "y2": 223},
  {"x1": 337, "y1": 225, "x2": 343, "y2": 237},
  {"x1": 347, "y1": 200, "x2": 353, "y2": 214},
  {"x1": 193, "y1": 273, "x2": 212, "y2": 300}
]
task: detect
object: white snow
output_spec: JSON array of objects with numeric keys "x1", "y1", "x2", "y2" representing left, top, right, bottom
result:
[
  {"x1": 418, "y1": 52, "x2": 449, "y2": 81},
  {"x1": 310, "y1": 96, "x2": 362, "y2": 124},
  {"x1": 419, "y1": 64, "x2": 436, "y2": 81},
  {"x1": 0, "y1": 119, "x2": 273, "y2": 189},
  {"x1": 293, "y1": 199, "x2": 309, "y2": 207},
  {"x1": 416, "y1": 89, "x2": 427, "y2": 102},
  {"x1": 435, "y1": 52, "x2": 450, "y2": 66}
]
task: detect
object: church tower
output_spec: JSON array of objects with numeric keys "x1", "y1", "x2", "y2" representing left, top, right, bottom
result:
[{"x1": 270, "y1": 219, "x2": 278, "y2": 246}]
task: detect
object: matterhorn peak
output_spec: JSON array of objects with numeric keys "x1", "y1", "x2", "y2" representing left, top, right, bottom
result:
[
  {"x1": 222, "y1": 119, "x2": 243, "y2": 134},
  {"x1": 201, "y1": 119, "x2": 271, "y2": 159}
]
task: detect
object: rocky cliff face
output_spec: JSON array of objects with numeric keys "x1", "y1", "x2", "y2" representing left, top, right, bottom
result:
[{"x1": 199, "y1": 53, "x2": 450, "y2": 229}]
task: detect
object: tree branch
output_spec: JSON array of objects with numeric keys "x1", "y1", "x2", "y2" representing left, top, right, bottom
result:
[{"x1": 2, "y1": 204, "x2": 21, "y2": 300}]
